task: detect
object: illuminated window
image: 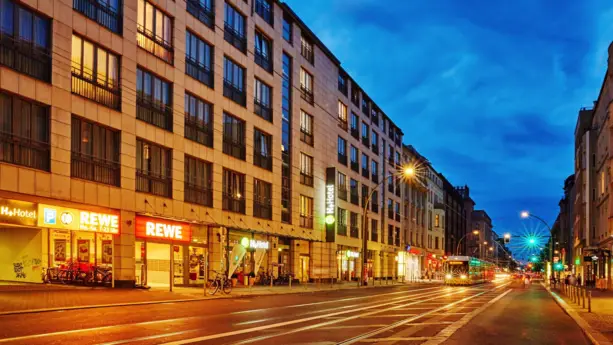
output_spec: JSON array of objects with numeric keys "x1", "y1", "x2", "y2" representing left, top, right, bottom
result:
[{"x1": 137, "y1": 0, "x2": 173, "y2": 63}]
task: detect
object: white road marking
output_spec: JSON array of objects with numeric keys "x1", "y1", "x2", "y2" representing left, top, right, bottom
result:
[
  {"x1": 360, "y1": 314, "x2": 417, "y2": 318},
  {"x1": 358, "y1": 336, "x2": 445, "y2": 342},
  {"x1": 319, "y1": 325, "x2": 390, "y2": 330}
]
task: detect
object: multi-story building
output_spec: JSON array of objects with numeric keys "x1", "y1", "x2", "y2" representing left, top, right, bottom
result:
[
  {"x1": 0, "y1": 0, "x2": 406, "y2": 287},
  {"x1": 425, "y1": 164, "x2": 444, "y2": 274},
  {"x1": 456, "y1": 185, "x2": 474, "y2": 256},
  {"x1": 556, "y1": 174, "x2": 575, "y2": 267},
  {"x1": 441, "y1": 176, "x2": 467, "y2": 256},
  {"x1": 471, "y1": 210, "x2": 493, "y2": 259}
]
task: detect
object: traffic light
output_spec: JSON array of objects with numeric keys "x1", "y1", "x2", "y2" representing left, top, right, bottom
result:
[
  {"x1": 528, "y1": 237, "x2": 536, "y2": 245},
  {"x1": 530, "y1": 255, "x2": 539, "y2": 263},
  {"x1": 554, "y1": 263, "x2": 563, "y2": 271}
]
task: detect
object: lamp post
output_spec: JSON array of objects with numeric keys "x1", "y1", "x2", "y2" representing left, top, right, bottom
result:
[
  {"x1": 456, "y1": 230, "x2": 479, "y2": 255},
  {"x1": 521, "y1": 211, "x2": 553, "y2": 281},
  {"x1": 360, "y1": 166, "x2": 415, "y2": 286}
]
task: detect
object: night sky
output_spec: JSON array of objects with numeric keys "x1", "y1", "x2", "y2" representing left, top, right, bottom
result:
[{"x1": 286, "y1": 0, "x2": 613, "y2": 257}]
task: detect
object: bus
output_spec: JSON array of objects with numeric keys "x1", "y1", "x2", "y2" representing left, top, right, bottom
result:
[{"x1": 444, "y1": 256, "x2": 496, "y2": 285}]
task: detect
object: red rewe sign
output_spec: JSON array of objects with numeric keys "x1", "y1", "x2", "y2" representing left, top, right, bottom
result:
[{"x1": 135, "y1": 216, "x2": 192, "y2": 242}]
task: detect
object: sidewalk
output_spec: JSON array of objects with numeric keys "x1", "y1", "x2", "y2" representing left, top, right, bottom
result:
[
  {"x1": 545, "y1": 284, "x2": 613, "y2": 345},
  {"x1": 0, "y1": 279, "x2": 437, "y2": 315}
]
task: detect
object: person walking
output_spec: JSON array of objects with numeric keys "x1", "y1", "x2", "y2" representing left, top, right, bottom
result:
[
  {"x1": 577, "y1": 274, "x2": 582, "y2": 286},
  {"x1": 523, "y1": 274, "x2": 531, "y2": 288},
  {"x1": 569, "y1": 274, "x2": 577, "y2": 286}
]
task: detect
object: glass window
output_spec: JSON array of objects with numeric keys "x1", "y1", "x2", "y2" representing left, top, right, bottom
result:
[
  {"x1": 254, "y1": 78, "x2": 271, "y2": 108},
  {"x1": 186, "y1": 31, "x2": 212, "y2": 70},
  {"x1": 338, "y1": 101, "x2": 347, "y2": 122},
  {"x1": 361, "y1": 153, "x2": 368, "y2": 170},
  {"x1": 338, "y1": 137, "x2": 346, "y2": 155},
  {"x1": 350, "y1": 145, "x2": 358, "y2": 163},
  {"x1": 223, "y1": 113, "x2": 245, "y2": 145},
  {"x1": 300, "y1": 68, "x2": 313, "y2": 92},
  {"x1": 362, "y1": 122, "x2": 369, "y2": 139},
  {"x1": 72, "y1": 35, "x2": 120, "y2": 90},
  {"x1": 300, "y1": 153, "x2": 313, "y2": 176},
  {"x1": 136, "y1": 68, "x2": 171, "y2": 108},
  {"x1": 282, "y1": 13, "x2": 292, "y2": 43},
  {"x1": 300, "y1": 110, "x2": 313, "y2": 134},
  {"x1": 224, "y1": 2, "x2": 245, "y2": 37},
  {"x1": 223, "y1": 56, "x2": 245, "y2": 91},
  {"x1": 184, "y1": 92, "x2": 213, "y2": 146},
  {"x1": 350, "y1": 112, "x2": 358, "y2": 130},
  {"x1": 254, "y1": 30, "x2": 272, "y2": 63}
]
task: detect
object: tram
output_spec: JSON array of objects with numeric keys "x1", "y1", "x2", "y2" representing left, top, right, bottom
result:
[{"x1": 443, "y1": 256, "x2": 496, "y2": 285}]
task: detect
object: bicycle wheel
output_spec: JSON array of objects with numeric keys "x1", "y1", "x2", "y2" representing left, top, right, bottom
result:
[
  {"x1": 58, "y1": 270, "x2": 71, "y2": 284},
  {"x1": 207, "y1": 279, "x2": 219, "y2": 295},
  {"x1": 222, "y1": 279, "x2": 232, "y2": 294}
]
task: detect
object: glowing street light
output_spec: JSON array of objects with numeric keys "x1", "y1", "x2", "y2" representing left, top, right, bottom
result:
[
  {"x1": 520, "y1": 211, "x2": 530, "y2": 219},
  {"x1": 404, "y1": 166, "x2": 415, "y2": 178},
  {"x1": 473, "y1": 230, "x2": 479, "y2": 235}
]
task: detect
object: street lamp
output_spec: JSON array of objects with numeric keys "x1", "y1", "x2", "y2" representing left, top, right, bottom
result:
[
  {"x1": 455, "y1": 230, "x2": 479, "y2": 255},
  {"x1": 360, "y1": 164, "x2": 415, "y2": 286},
  {"x1": 520, "y1": 210, "x2": 554, "y2": 281}
]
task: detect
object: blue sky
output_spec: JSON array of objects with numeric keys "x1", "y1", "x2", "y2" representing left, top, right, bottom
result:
[{"x1": 285, "y1": 0, "x2": 613, "y2": 253}]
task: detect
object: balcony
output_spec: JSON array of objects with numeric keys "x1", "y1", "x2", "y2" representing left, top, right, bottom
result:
[
  {"x1": 350, "y1": 226, "x2": 359, "y2": 238},
  {"x1": 254, "y1": 99, "x2": 272, "y2": 122},
  {"x1": 300, "y1": 128, "x2": 313, "y2": 146},
  {"x1": 185, "y1": 119, "x2": 213, "y2": 148},
  {"x1": 73, "y1": 0, "x2": 122, "y2": 34},
  {"x1": 361, "y1": 167, "x2": 369, "y2": 179},
  {"x1": 372, "y1": 174, "x2": 379, "y2": 184},
  {"x1": 255, "y1": 0, "x2": 274, "y2": 26},
  {"x1": 301, "y1": 41, "x2": 314, "y2": 64},
  {"x1": 223, "y1": 192, "x2": 246, "y2": 214},
  {"x1": 0, "y1": 34, "x2": 51, "y2": 82},
  {"x1": 300, "y1": 214, "x2": 313, "y2": 229},
  {"x1": 137, "y1": 98, "x2": 173, "y2": 131},
  {"x1": 224, "y1": 24, "x2": 247, "y2": 53},
  {"x1": 371, "y1": 202, "x2": 378, "y2": 214},
  {"x1": 300, "y1": 172, "x2": 314, "y2": 187},
  {"x1": 337, "y1": 224, "x2": 347, "y2": 236},
  {"x1": 338, "y1": 153, "x2": 347, "y2": 166},
  {"x1": 338, "y1": 187, "x2": 348, "y2": 201},
  {"x1": 254, "y1": 200, "x2": 272, "y2": 220},
  {"x1": 338, "y1": 120, "x2": 348, "y2": 131},
  {"x1": 184, "y1": 182, "x2": 213, "y2": 207},
  {"x1": 186, "y1": 0, "x2": 215, "y2": 29},
  {"x1": 223, "y1": 80, "x2": 246, "y2": 106},
  {"x1": 254, "y1": 152, "x2": 272, "y2": 171},
  {"x1": 137, "y1": 24, "x2": 173, "y2": 64},
  {"x1": 350, "y1": 161, "x2": 359, "y2": 173},
  {"x1": 350, "y1": 192, "x2": 359, "y2": 205},
  {"x1": 186, "y1": 56, "x2": 213, "y2": 88},
  {"x1": 136, "y1": 169, "x2": 172, "y2": 198},
  {"x1": 300, "y1": 86, "x2": 314, "y2": 105},
  {"x1": 223, "y1": 138, "x2": 246, "y2": 160},
  {"x1": 0, "y1": 131, "x2": 49, "y2": 171},
  {"x1": 71, "y1": 152, "x2": 120, "y2": 186},
  {"x1": 350, "y1": 127, "x2": 359, "y2": 139},
  {"x1": 71, "y1": 68, "x2": 120, "y2": 110},
  {"x1": 372, "y1": 145, "x2": 379, "y2": 155}
]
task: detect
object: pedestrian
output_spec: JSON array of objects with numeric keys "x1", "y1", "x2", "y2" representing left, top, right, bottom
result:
[
  {"x1": 569, "y1": 274, "x2": 577, "y2": 286},
  {"x1": 523, "y1": 275, "x2": 531, "y2": 288},
  {"x1": 565, "y1": 275, "x2": 570, "y2": 286},
  {"x1": 577, "y1": 274, "x2": 582, "y2": 286}
]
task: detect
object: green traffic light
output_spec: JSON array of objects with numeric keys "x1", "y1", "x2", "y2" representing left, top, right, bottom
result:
[{"x1": 528, "y1": 238, "x2": 536, "y2": 245}]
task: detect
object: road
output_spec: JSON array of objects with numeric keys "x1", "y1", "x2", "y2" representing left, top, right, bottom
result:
[{"x1": 0, "y1": 280, "x2": 589, "y2": 344}]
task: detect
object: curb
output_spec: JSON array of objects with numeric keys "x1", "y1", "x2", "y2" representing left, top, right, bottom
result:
[
  {"x1": 0, "y1": 281, "x2": 428, "y2": 316},
  {"x1": 541, "y1": 283, "x2": 613, "y2": 345}
]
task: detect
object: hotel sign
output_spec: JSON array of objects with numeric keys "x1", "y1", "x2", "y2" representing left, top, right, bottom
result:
[
  {"x1": 38, "y1": 204, "x2": 119, "y2": 234},
  {"x1": 135, "y1": 216, "x2": 192, "y2": 242},
  {"x1": 325, "y1": 167, "x2": 337, "y2": 242},
  {"x1": 0, "y1": 198, "x2": 37, "y2": 227}
]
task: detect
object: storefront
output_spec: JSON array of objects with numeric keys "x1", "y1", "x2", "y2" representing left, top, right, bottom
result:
[
  {"x1": 337, "y1": 246, "x2": 360, "y2": 281},
  {"x1": 226, "y1": 229, "x2": 270, "y2": 283},
  {"x1": 0, "y1": 197, "x2": 120, "y2": 284},
  {"x1": 403, "y1": 246, "x2": 421, "y2": 281},
  {"x1": 134, "y1": 215, "x2": 208, "y2": 289}
]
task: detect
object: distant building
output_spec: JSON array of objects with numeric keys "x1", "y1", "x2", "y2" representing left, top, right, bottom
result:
[
  {"x1": 471, "y1": 210, "x2": 493, "y2": 259},
  {"x1": 441, "y1": 177, "x2": 467, "y2": 256}
]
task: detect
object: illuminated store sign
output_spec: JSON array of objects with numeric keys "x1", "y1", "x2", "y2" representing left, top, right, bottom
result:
[
  {"x1": 135, "y1": 216, "x2": 191, "y2": 242},
  {"x1": 325, "y1": 167, "x2": 337, "y2": 242},
  {"x1": 241, "y1": 237, "x2": 269, "y2": 249},
  {"x1": 38, "y1": 204, "x2": 119, "y2": 234},
  {"x1": 346, "y1": 250, "x2": 360, "y2": 258},
  {"x1": 0, "y1": 198, "x2": 37, "y2": 227}
]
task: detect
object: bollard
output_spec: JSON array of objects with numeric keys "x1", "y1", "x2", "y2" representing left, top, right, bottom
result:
[
  {"x1": 270, "y1": 275, "x2": 273, "y2": 288},
  {"x1": 583, "y1": 287, "x2": 586, "y2": 308},
  {"x1": 289, "y1": 276, "x2": 292, "y2": 289},
  {"x1": 588, "y1": 290, "x2": 592, "y2": 312}
]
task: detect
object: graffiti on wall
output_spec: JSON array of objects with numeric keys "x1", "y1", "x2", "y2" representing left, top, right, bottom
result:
[{"x1": 13, "y1": 262, "x2": 25, "y2": 278}]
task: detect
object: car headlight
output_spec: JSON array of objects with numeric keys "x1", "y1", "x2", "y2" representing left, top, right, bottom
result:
[
  {"x1": 445, "y1": 274, "x2": 452, "y2": 279},
  {"x1": 460, "y1": 275, "x2": 467, "y2": 280}
]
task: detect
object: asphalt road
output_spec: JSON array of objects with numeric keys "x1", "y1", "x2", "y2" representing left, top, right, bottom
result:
[{"x1": 0, "y1": 279, "x2": 589, "y2": 345}]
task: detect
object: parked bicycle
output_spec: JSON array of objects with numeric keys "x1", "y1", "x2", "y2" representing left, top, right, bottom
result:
[
  {"x1": 258, "y1": 270, "x2": 273, "y2": 286},
  {"x1": 86, "y1": 266, "x2": 112, "y2": 286},
  {"x1": 207, "y1": 270, "x2": 232, "y2": 295}
]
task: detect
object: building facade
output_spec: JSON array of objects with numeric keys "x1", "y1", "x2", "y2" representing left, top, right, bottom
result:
[
  {"x1": 471, "y1": 210, "x2": 493, "y2": 260},
  {"x1": 441, "y1": 176, "x2": 467, "y2": 256},
  {"x1": 0, "y1": 0, "x2": 406, "y2": 287}
]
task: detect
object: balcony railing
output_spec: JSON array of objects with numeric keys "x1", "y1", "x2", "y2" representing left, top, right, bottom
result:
[
  {"x1": 71, "y1": 68, "x2": 121, "y2": 110},
  {"x1": 300, "y1": 172, "x2": 314, "y2": 186},
  {"x1": 137, "y1": 97, "x2": 173, "y2": 131},
  {"x1": 350, "y1": 192, "x2": 359, "y2": 205},
  {"x1": 223, "y1": 138, "x2": 246, "y2": 160},
  {"x1": 282, "y1": 209, "x2": 291, "y2": 224},
  {"x1": 223, "y1": 192, "x2": 246, "y2": 214},
  {"x1": 338, "y1": 187, "x2": 348, "y2": 201},
  {"x1": 71, "y1": 152, "x2": 120, "y2": 186},
  {"x1": 185, "y1": 119, "x2": 213, "y2": 148},
  {"x1": 254, "y1": 200, "x2": 272, "y2": 219},
  {"x1": 186, "y1": 56, "x2": 213, "y2": 88},
  {"x1": 301, "y1": 41, "x2": 314, "y2": 64},
  {"x1": 255, "y1": 0, "x2": 273, "y2": 26},
  {"x1": 300, "y1": 214, "x2": 313, "y2": 228},
  {"x1": 254, "y1": 51, "x2": 273, "y2": 73},
  {"x1": 254, "y1": 152, "x2": 272, "y2": 170},
  {"x1": 0, "y1": 34, "x2": 51, "y2": 82},
  {"x1": 300, "y1": 86, "x2": 314, "y2": 105},
  {"x1": 300, "y1": 128, "x2": 313, "y2": 146},
  {"x1": 186, "y1": 0, "x2": 215, "y2": 29},
  {"x1": 361, "y1": 167, "x2": 369, "y2": 179},
  {"x1": 338, "y1": 153, "x2": 347, "y2": 166},
  {"x1": 337, "y1": 224, "x2": 347, "y2": 236},
  {"x1": 73, "y1": 0, "x2": 122, "y2": 34},
  {"x1": 350, "y1": 226, "x2": 359, "y2": 238},
  {"x1": 338, "y1": 120, "x2": 348, "y2": 131},
  {"x1": 137, "y1": 24, "x2": 173, "y2": 64},
  {"x1": 184, "y1": 182, "x2": 213, "y2": 207},
  {"x1": 136, "y1": 169, "x2": 172, "y2": 198},
  {"x1": 224, "y1": 24, "x2": 247, "y2": 53},
  {"x1": 350, "y1": 161, "x2": 359, "y2": 172},
  {"x1": 0, "y1": 131, "x2": 49, "y2": 171},
  {"x1": 254, "y1": 99, "x2": 272, "y2": 122},
  {"x1": 350, "y1": 127, "x2": 359, "y2": 139},
  {"x1": 223, "y1": 80, "x2": 246, "y2": 106}
]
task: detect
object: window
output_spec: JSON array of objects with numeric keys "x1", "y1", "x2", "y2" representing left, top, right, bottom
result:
[
  {"x1": 435, "y1": 214, "x2": 440, "y2": 227},
  {"x1": 186, "y1": 0, "x2": 214, "y2": 29},
  {"x1": 74, "y1": 0, "x2": 122, "y2": 33},
  {"x1": 71, "y1": 116, "x2": 120, "y2": 186},
  {"x1": 300, "y1": 153, "x2": 314, "y2": 186},
  {"x1": 388, "y1": 224, "x2": 394, "y2": 245},
  {"x1": 254, "y1": 78, "x2": 272, "y2": 121},
  {"x1": 361, "y1": 184, "x2": 368, "y2": 209},
  {"x1": 71, "y1": 35, "x2": 120, "y2": 109},
  {"x1": 371, "y1": 219, "x2": 378, "y2": 241},
  {"x1": 338, "y1": 72, "x2": 348, "y2": 96},
  {"x1": 350, "y1": 212, "x2": 359, "y2": 238},
  {"x1": 371, "y1": 190, "x2": 379, "y2": 213},
  {"x1": 136, "y1": 67, "x2": 172, "y2": 130},
  {"x1": 281, "y1": 52, "x2": 292, "y2": 224},
  {"x1": 349, "y1": 145, "x2": 359, "y2": 172},
  {"x1": 254, "y1": 128, "x2": 272, "y2": 170},
  {"x1": 137, "y1": 0, "x2": 173, "y2": 63},
  {"x1": 224, "y1": 2, "x2": 246, "y2": 53},
  {"x1": 361, "y1": 96, "x2": 369, "y2": 114},
  {"x1": 338, "y1": 136, "x2": 347, "y2": 165},
  {"x1": 361, "y1": 122, "x2": 369, "y2": 146},
  {"x1": 186, "y1": 31, "x2": 213, "y2": 88},
  {"x1": 338, "y1": 172, "x2": 347, "y2": 201},
  {"x1": 361, "y1": 153, "x2": 369, "y2": 178},
  {"x1": 371, "y1": 160, "x2": 378, "y2": 183},
  {"x1": 184, "y1": 155, "x2": 213, "y2": 207},
  {"x1": 254, "y1": 30, "x2": 273, "y2": 73},
  {"x1": 435, "y1": 237, "x2": 439, "y2": 250},
  {"x1": 0, "y1": 0, "x2": 51, "y2": 81},
  {"x1": 338, "y1": 101, "x2": 348, "y2": 130},
  {"x1": 300, "y1": 110, "x2": 313, "y2": 146},
  {"x1": 253, "y1": 179, "x2": 272, "y2": 219},
  {"x1": 351, "y1": 86, "x2": 360, "y2": 107},
  {"x1": 255, "y1": 0, "x2": 273, "y2": 26},
  {"x1": 223, "y1": 169, "x2": 246, "y2": 213},
  {"x1": 371, "y1": 130, "x2": 379, "y2": 154},
  {"x1": 185, "y1": 92, "x2": 213, "y2": 147},
  {"x1": 223, "y1": 56, "x2": 246, "y2": 106},
  {"x1": 282, "y1": 13, "x2": 292, "y2": 43},
  {"x1": 371, "y1": 106, "x2": 379, "y2": 126},
  {"x1": 337, "y1": 207, "x2": 347, "y2": 235},
  {"x1": 388, "y1": 174, "x2": 394, "y2": 193},
  {"x1": 395, "y1": 151, "x2": 401, "y2": 166},
  {"x1": 299, "y1": 195, "x2": 313, "y2": 228},
  {"x1": 0, "y1": 92, "x2": 49, "y2": 170},
  {"x1": 136, "y1": 139, "x2": 172, "y2": 197},
  {"x1": 350, "y1": 179, "x2": 359, "y2": 205},
  {"x1": 300, "y1": 35, "x2": 314, "y2": 64},
  {"x1": 387, "y1": 199, "x2": 393, "y2": 219},
  {"x1": 223, "y1": 112, "x2": 246, "y2": 160},
  {"x1": 300, "y1": 68, "x2": 314, "y2": 104},
  {"x1": 388, "y1": 144, "x2": 394, "y2": 165},
  {"x1": 350, "y1": 112, "x2": 359, "y2": 139},
  {"x1": 395, "y1": 202, "x2": 401, "y2": 221}
]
